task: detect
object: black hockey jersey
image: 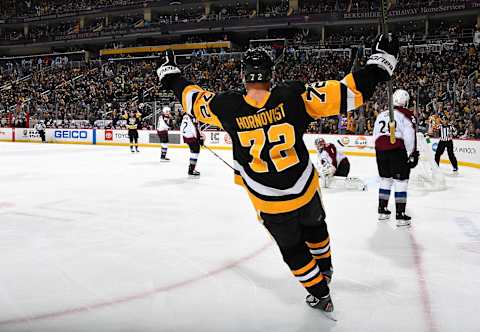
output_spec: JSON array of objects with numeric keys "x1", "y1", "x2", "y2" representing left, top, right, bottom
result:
[
  {"x1": 124, "y1": 112, "x2": 142, "y2": 130},
  {"x1": 167, "y1": 74, "x2": 364, "y2": 214}
]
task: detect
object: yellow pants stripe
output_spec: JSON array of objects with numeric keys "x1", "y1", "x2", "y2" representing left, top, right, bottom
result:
[
  {"x1": 306, "y1": 237, "x2": 330, "y2": 249},
  {"x1": 292, "y1": 259, "x2": 316, "y2": 276},
  {"x1": 301, "y1": 274, "x2": 324, "y2": 288}
]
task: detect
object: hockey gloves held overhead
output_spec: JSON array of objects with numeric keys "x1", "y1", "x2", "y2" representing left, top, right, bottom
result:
[
  {"x1": 407, "y1": 150, "x2": 420, "y2": 169},
  {"x1": 366, "y1": 33, "x2": 399, "y2": 78},
  {"x1": 157, "y1": 49, "x2": 181, "y2": 86}
]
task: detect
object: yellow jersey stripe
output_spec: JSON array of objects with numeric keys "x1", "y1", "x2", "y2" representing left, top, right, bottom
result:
[{"x1": 235, "y1": 170, "x2": 319, "y2": 214}]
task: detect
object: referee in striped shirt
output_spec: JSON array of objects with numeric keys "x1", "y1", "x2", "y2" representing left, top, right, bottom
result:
[{"x1": 434, "y1": 116, "x2": 458, "y2": 172}]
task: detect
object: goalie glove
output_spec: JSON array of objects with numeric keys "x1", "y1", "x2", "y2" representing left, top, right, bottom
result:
[
  {"x1": 320, "y1": 164, "x2": 336, "y2": 178},
  {"x1": 157, "y1": 50, "x2": 181, "y2": 86},
  {"x1": 366, "y1": 33, "x2": 399, "y2": 77}
]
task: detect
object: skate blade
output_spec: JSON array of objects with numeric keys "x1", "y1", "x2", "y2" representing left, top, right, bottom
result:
[
  {"x1": 188, "y1": 175, "x2": 200, "y2": 179},
  {"x1": 396, "y1": 222, "x2": 411, "y2": 228},
  {"x1": 320, "y1": 310, "x2": 338, "y2": 322},
  {"x1": 378, "y1": 215, "x2": 391, "y2": 221},
  {"x1": 160, "y1": 159, "x2": 170, "y2": 162}
]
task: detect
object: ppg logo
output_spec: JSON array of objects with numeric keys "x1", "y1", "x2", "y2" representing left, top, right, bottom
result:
[{"x1": 54, "y1": 130, "x2": 88, "y2": 139}]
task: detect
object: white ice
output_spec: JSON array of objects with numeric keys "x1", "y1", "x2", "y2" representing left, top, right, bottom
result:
[{"x1": 1, "y1": 142, "x2": 479, "y2": 332}]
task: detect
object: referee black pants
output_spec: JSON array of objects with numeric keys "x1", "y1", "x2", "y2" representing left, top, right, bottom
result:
[{"x1": 435, "y1": 140, "x2": 458, "y2": 170}]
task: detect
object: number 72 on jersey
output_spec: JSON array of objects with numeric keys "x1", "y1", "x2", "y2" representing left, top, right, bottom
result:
[{"x1": 238, "y1": 123, "x2": 300, "y2": 173}]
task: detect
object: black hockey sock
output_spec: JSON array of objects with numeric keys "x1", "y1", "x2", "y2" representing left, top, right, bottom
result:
[
  {"x1": 190, "y1": 153, "x2": 199, "y2": 168},
  {"x1": 302, "y1": 224, "x2": 332, "y2": 272},
  {"x1": 396, "y1": 202, "x2": 406, "y2": 214},
  {"x1": 279, "y1": 242, "x2": 330, "y2": 299},
  {"x1": 379, "y1": 199, "x2": 389, "y2": 210}
]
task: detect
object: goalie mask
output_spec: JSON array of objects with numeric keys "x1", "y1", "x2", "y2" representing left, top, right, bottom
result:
[
  {"x1": 162, "y1": 106, "x2": 171, "y2": 116},
  {"x1": 315, "y1": 138, "x2": 326, "y2": 151},
  {"x1": 242, "y1": 48, "x2": 274, "y2": 83},
  {"x1": 392, "y1": 89, "x2": 410, "y2": 108}
]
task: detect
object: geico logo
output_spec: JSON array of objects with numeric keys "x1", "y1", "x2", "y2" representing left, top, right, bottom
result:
[{"x1": 54, "y1": 130, "x2": 88, "y2": 139}]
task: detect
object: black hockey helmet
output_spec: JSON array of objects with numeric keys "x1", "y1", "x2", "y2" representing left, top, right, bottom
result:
[{"x1": 242, "y1": 48, "x2": 274, "y2": 83}]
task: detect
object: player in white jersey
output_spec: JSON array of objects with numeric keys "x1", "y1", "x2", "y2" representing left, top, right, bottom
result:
[
  {"x1": 157, "y1": 106, "x2": 171, "y2": 161},
  {"x1": 314, "y1": 138, "x2": 366, "y2": 190},
  {"x1": 181, "y1": 113, "x2": 204, "y2": 177},
  {"x1": 315, "y1": 138, "x2": 350, "y2": 177},
  {"x1": 373, "y1": 89, "x2": 419, "y2": 226}
]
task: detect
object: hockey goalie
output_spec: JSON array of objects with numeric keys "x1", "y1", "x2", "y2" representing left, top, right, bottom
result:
[{"x1": 314, "y1": 138, "x2": 367, "y2": 191}]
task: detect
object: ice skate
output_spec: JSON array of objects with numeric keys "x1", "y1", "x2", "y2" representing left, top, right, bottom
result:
[
  {"x1": 188, "y1": 169, "x2": 200, "y2": 178},
  {"x1": 396, "y1": 212, "x2": 411, "y2": 227},
  {"x1": 378, "y1": 206, "x2": 392, "y2": 221},
  {"x1": 306, "y1": 294, "x2": 336, "y2": 321},
  {"x1": 160, "y1": 157, "x2": 170, "y2": 162}
]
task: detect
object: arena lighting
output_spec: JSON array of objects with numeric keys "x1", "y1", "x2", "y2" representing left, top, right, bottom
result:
[{"x1": 169, "y1": 1, "x2": 182, "y2": 5}]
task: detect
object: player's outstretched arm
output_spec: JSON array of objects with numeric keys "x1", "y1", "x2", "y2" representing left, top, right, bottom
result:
[
  {"x1": 351, "y1": 33, "x2": 399, "y2": 101},
  {"x1": 157, "y1": 50, "x2": 223, "y2": 128},
  {"x1": 302, "y1": 33, "x2": 399, "y2": 120}
]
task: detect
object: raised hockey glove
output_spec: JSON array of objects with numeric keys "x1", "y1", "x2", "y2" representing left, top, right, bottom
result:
[
  {"x1": 407, "y1": 150, "x2": 420, "y2": 169},
  {"x1": 157, "y1": 50, "x2": 181, "y2": 86},
  {"x1": 366, "y1": 33, "x2": 399, "y2": 78}
]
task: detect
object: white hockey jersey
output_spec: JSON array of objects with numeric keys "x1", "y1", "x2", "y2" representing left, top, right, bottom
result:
[
  {"x1": 317, "y1": 143, "x2": 346, "y2": 168},
  {"x1": 373, "y1": 106, "x2": 416, "y2": 156},
  {"x1": 157, "y1": 115, "x2": 170, "y2": 132},
  {"x1": 181, "y1": 114, "x2": 198, "y2": 139}
]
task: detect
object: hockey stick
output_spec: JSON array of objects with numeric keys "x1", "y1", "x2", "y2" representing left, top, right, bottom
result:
[
  {"x1": 348, "y1": 45, "x2": 364, "y2": 73},
  {"x1": 379, "y1": 0, "x2": 396, "y2": 144},
  {"x1": 198, "y1": 123, "x2": 234, "y2": 170},
  {"x1": 202, "y1": 144, "x2": 235, "y2": 171}
]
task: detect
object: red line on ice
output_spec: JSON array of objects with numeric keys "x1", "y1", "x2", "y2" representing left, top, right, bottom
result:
[
  {"x1": 408, "y1": 231, "x2": 438, "y2": 332},
  {"x1": 0, "y1": 242, "x2": 272, "y2": 327}
]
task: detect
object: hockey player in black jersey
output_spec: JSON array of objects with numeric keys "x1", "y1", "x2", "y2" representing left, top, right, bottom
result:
[
  {"x1": 124, "y1": 110, "x2": 141, "y2": 153},
  {"x1": 157, "y1": 34, "x2": 399, "y2": 314}
]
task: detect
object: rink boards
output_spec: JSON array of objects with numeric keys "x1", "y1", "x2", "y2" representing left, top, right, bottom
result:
[{"x1": 1, "y1": 127, "x2": 479, "y2": 168}]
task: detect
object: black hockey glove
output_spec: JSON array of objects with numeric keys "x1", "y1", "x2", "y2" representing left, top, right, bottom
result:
[
  {"x1": 366, "y1": 33, "x2": 399, "y2": 78},
  {"x1": 407, "y1": 150, "x2": 420, "y2": 169},
  {"x1": 156, "y1": 50, "x2": 181, "y2": 86},
  {"x1": 199, "y1": 137, "x2": 205, "y2": 146}
]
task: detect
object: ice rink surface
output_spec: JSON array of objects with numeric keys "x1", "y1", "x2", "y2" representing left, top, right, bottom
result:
[{"x1": 1, "y1": 142, "x2": 479, "y2": 332}]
